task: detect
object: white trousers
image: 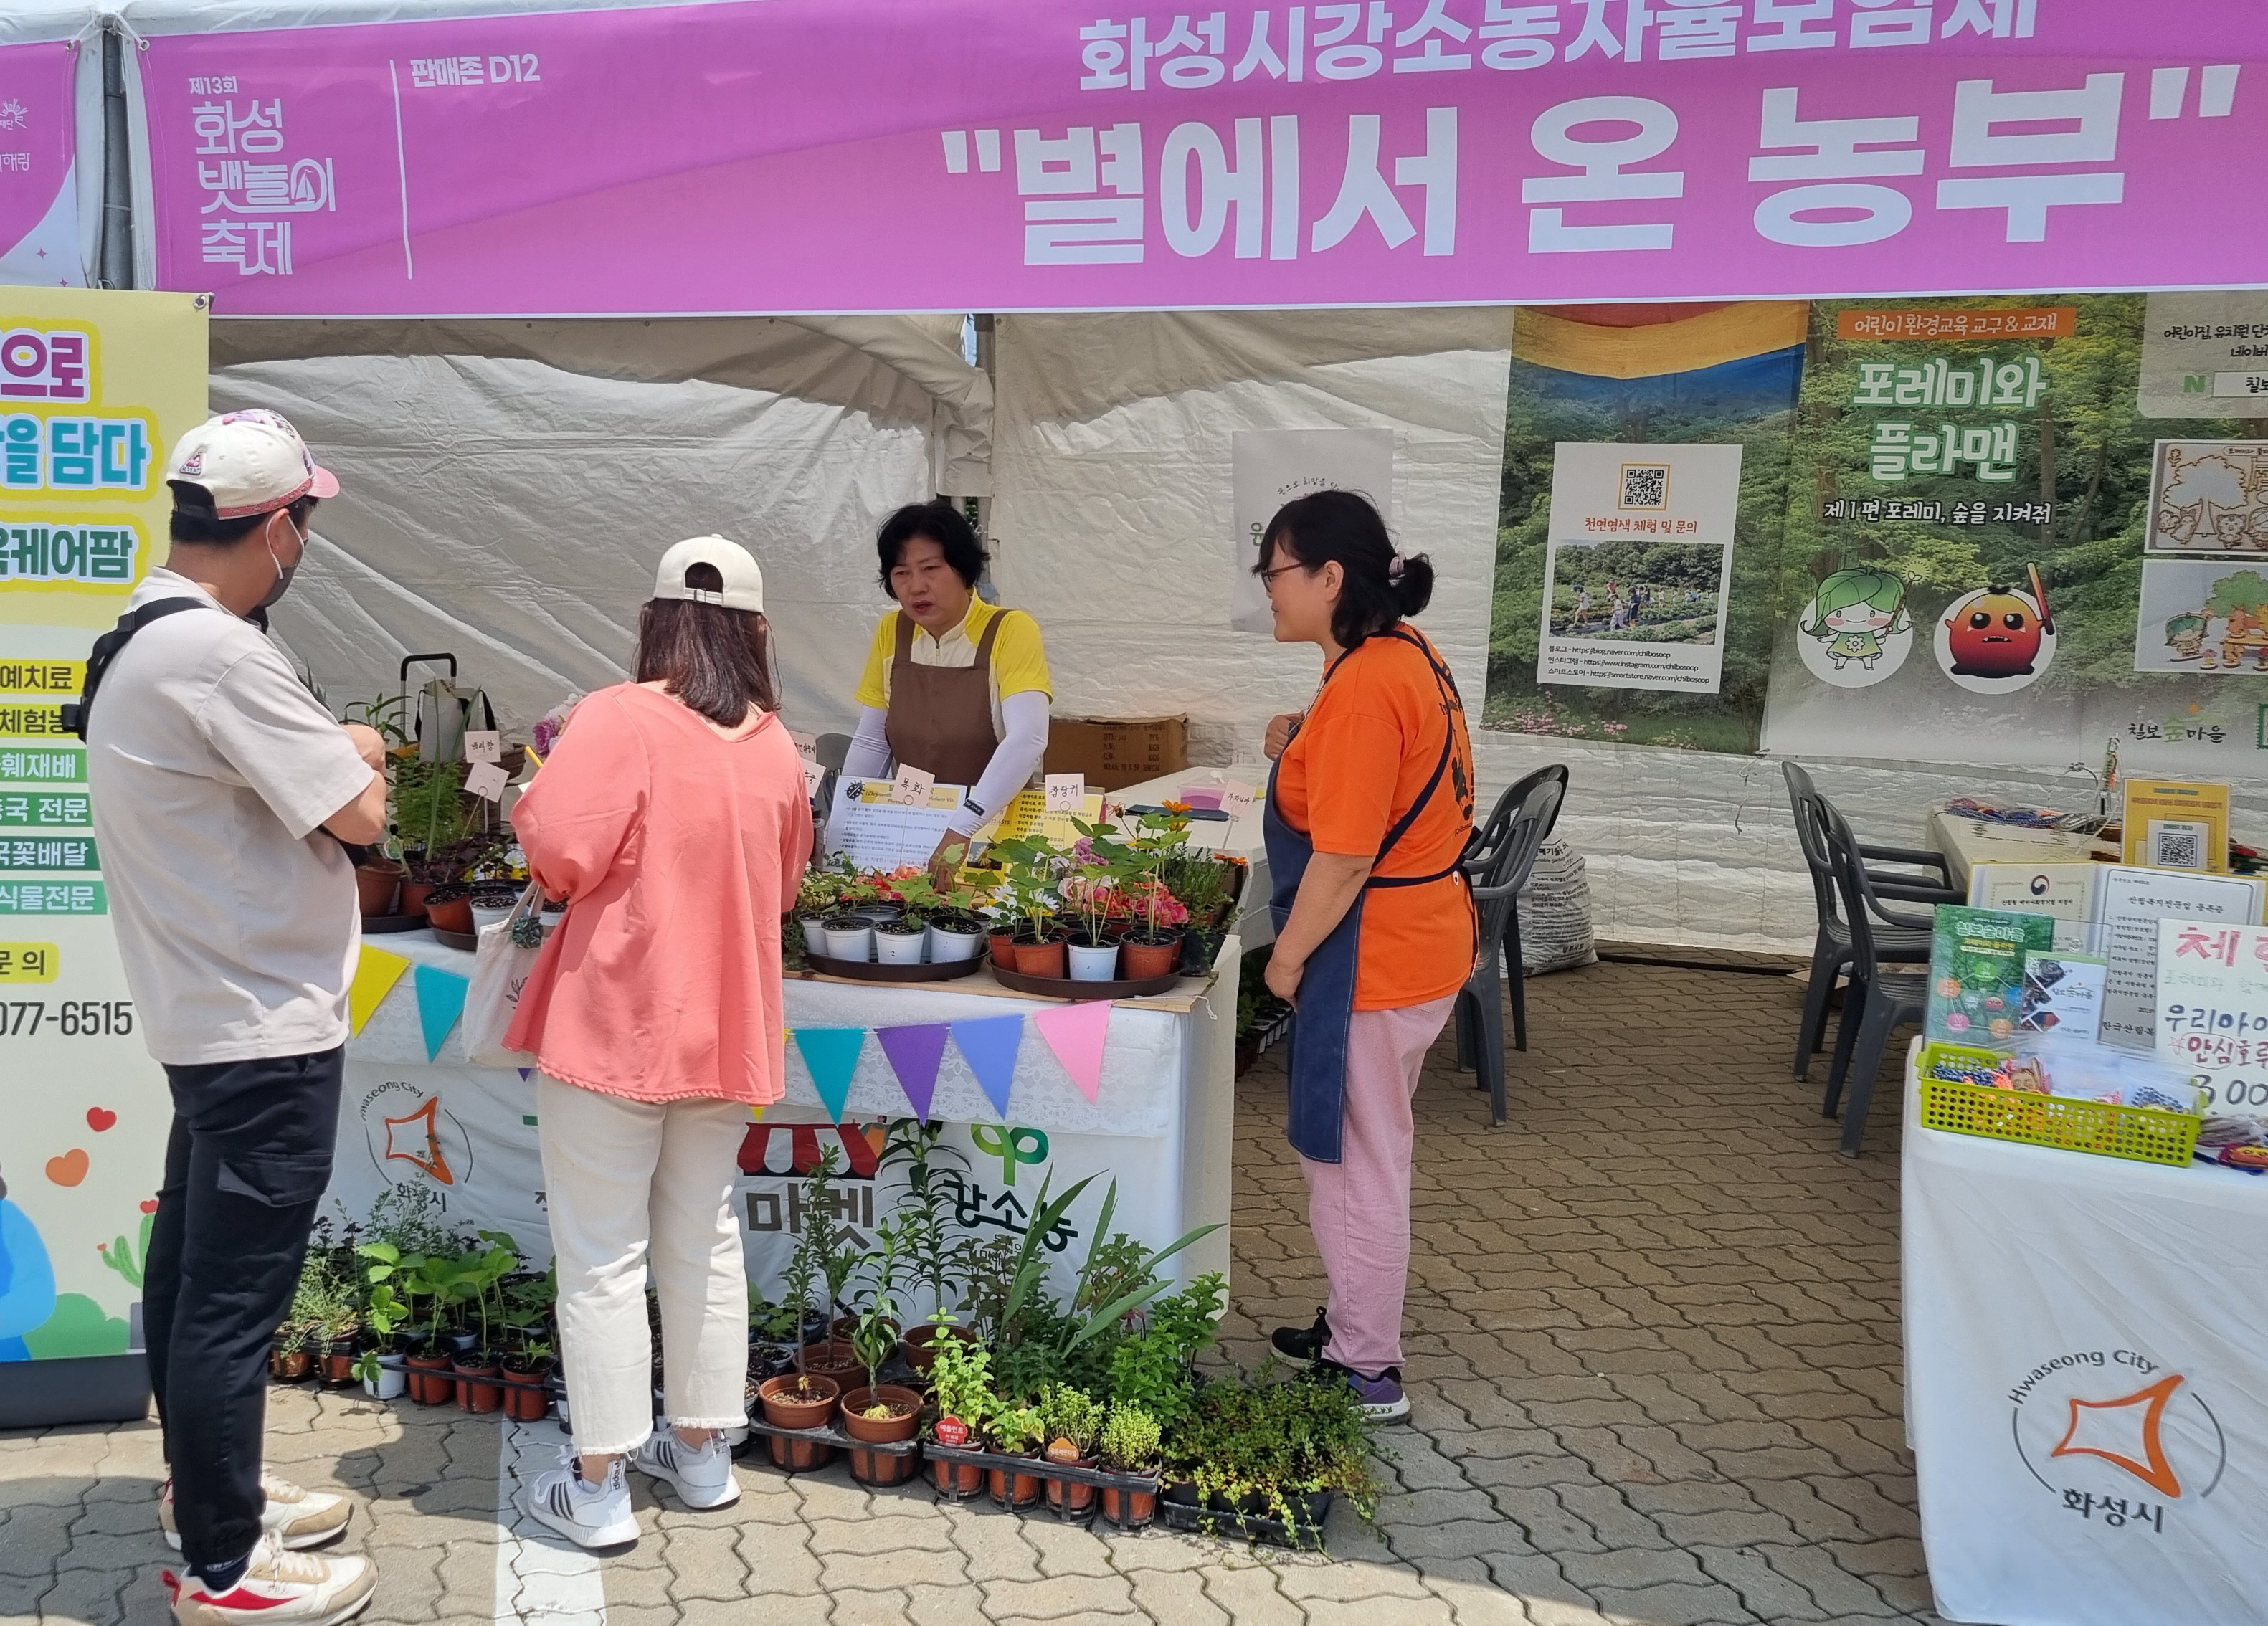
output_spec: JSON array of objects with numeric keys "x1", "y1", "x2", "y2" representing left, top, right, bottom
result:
[{"x1": 536, "y1": 1075, "x2": 749, "y2": 1454}]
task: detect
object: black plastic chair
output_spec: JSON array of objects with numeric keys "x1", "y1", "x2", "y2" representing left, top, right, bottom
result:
[
  {"x1": 1453, "y1": 766, "x2": 1567, "y2": 1126},
  {"x1": 1463, "y1": 764, "x2": 1570, "y2": 1052},
  {"x1": 1783, "y1": 761, "x2": 1957, "y2": 1080},
  {"x1": 1818, "y1": 801, "x2": 1936, "y2": 1156}
]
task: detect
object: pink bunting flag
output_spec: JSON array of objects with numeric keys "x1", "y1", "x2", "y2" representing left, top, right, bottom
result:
[
  {"x1": 1031, "y1": 1000, "x2": 1112, "y2": 1105},
  {"x1": 876, "y1": 1023, "x2": 950, "y2": 1123}
]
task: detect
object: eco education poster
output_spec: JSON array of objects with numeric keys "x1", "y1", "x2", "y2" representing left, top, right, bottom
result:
[{"x1": 0, "y1": 288, "x2": 207, "y2": 1366}]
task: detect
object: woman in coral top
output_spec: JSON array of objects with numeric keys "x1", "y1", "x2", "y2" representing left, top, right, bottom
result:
[
  {"x1": 504, "y1": 536, "x2": 812, "y2": 1549},
  {"x1": 1253, "y1": 492, "x2": 1476, "y2": 1425}
]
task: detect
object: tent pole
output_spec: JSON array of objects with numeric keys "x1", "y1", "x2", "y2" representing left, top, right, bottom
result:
[{"x1": 98, "y1": 26, "x2": 133, "y2": 290}]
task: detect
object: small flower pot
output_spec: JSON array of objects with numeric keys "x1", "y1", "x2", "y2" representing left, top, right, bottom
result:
[
  {"x1": 987, "y1": 929, "x2": 1019, "y2": 965},
  {"x1": 987, "y1": 1447, "x2": 1045, "y2": 1508},
  {"x1": 1099, "y1": 1480, "x2": 1157, "y2": 1531},
  {"x1": 820, "y1": 917, "x2": 874, "y2": 962},
  {"x1": 452, "y1": 1354, "x2": 503, "y2": 1415},
  {"x1": 873, "y1": 922, "x2": 928, "y2": 964},
  {"x1": 758, "y1": 1374, "x2": 840, "y2": 1473},
  {"x1": 355, "y1": 862, "x2": 404, "y2": 917},
  {"x1": 798, "y1": 1339, "x2": 863, "y2": 1382},
  {"x1": 927, "y1": 921, "x2": 986, "y2": 963},
  {"x1": 900, "y1": 1322, "x2": 976, "y2": 1378},
  {"x1": 269, "y1": 1344, "x2": 311, "y2": 1382},
  {"x1": 827, "y1": 1313, "x2": 897, "y2": 1344},
  {"x1": 361, "y1": 1354, "x2": 407, "y2": 1402},
  {"x1": 1044, "y1": 1440, "x2": 1099, "y2": 1516},
  {"x1": 321, "y1": 1338, "x2": 360, "y2": 1386},
  {"x1": 1066, "y1": 935, "x2": 1119, "y2": 981},
  {"x1": 469, "y1": 900, "x2": 516, "y2": 934},
  {"x1": 800, "y1": 917, "x2": 830, "y2": 956},
  {"x1": 839, "y1": 1385, "x2": 923, "y2": 1486},
  {"x1": 500, "y1": 1361, "x2": 552, "y2": 1422},
  {"x1": 1013, "y1": 936, "x2": 1069, "y2": 979},
  {"x1": 1178, "y1": 927, "x2": 1225, "y2": 976},
  {"x1": 929, "y1": 1453, "x2": 986, "y2": 1498},
  {"x1": 399, "y1": 880, "x2": 438, "y2": 919},
  {"x1": 424, "y1": 890, "x2": 474, "y2": 934},
  {"x1": 848, "y1": 903, "x2": 906, "y2": 928},
  {"x1": 405, "y1": 1351, "x2": 455, "y2": 1405},
  {"x1": 1120, "y1": 931, "x2": 1184, "y2": 980}
]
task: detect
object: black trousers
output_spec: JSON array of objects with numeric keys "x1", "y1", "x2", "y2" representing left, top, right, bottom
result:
[{"x1": 145, "y1": 1047, "x2": 343, "y2": 1567}]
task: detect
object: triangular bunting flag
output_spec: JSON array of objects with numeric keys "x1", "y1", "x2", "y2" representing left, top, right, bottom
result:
[
  {"x1": 794, "y1": 1027, "x2": 867, "y2": 1123},
  {"x1": 518, "y1": 1068, "x2": 532, "y2": 1080},
  {"x1": 876, "y1": 1024, "x2": 951, "y2": 1123},
  {"x1": 411, "y1": 963, "x2": 470, "y2": 1061},
  {"x1": 347, "y1": 946, "x2": 412, "y2": 1035},
  {"x1": 1033, "y1": 1000, "x2": 1112, "y2": 1104},
  {"x1": 951, "y1": 1014, "x2": 1025, "y2": 1119}
]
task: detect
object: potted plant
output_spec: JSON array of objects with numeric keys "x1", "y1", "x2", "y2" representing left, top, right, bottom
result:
[
  {"x1": 994, "y1": 835, "x2": 1069, "y2": 977},
  {"x1": 437, "y1": 1234, "x2": 516, "y2": 1415},
  {"x1": 1159, "y1": 850, "x2": 1240, "y2": 973},
  {"x1": 423, "y1": 885, "x2": 475, "y2": 936},
  {"x1": 1061, "y1": 827, "x2": 1125, "y2": 982},
  {"x1": 921, "y1": 876, "x2": 990, "y2": 964},
  {"x1": 757, "y1": 1177, "x2": 840, "y2": 1472},
  {"x1": 818, "y1": 911, "x2": 876, "y2": 963},
  {"x1": 468, "y1": 884, "x2": 521, "y2": 933},
  {"x1": 984, "y1": 1396, "x2": 1047, "y2": 1508},
  {"x1": 1096, "y1": 1404, "x2": 1163, "y2": 1529},
  {"x1": 923, "y1": 1323, "x2": 992, "y2": 1498},
  {"x1": 794, "y1": 858, "x2": 855, "y2": 956},
  {"x1": 269, "y1": 1320, "x2": 314, "y2": 1382},
  {"x1": 1117, "y1": 809, "x2": 1194, "y2": 979},
  {"x1": 500, "y1": 1339, "x2": 554, "y2": 1422},
  {"x1": 838, "y1": 1224, "x2": 921, "y2": 1486},
  {"x1": 883, "y1": 1125, "x2": 974, "y2": 1374},
  {"x1": 391, "y1": 759, "x2": 476, "y2": 916},
  {"x1": 1039, "y1": 1384, "x2": 1106, "y2": 1515}
]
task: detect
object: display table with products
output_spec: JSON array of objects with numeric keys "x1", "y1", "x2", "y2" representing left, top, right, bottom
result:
[
  {"x1": 331, "y1": 928, "x2": 1237, "y2": 1300},
  {"x1": 1901, "y1": 1037, "x2": 2268, "y2": 1626},
  {"x1": 1111, "y1": 765, "x2": 1274, "y2": 949}
]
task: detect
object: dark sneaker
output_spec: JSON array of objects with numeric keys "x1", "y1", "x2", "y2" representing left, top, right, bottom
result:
[
  {"x1": 1312, "y1": 1359, "x2": 1412, "y2": 1423},
  {"x1": 1270, "y1": 1307, "x2": 1330, "y2": 1364}
]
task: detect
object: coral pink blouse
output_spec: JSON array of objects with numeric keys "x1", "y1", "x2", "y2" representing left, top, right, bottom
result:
[{"x1": 504, "y1": 683, "x2": 812, "y2": 1104}]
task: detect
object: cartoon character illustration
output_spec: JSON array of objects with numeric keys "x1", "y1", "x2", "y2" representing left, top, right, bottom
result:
[
  {"x1": 1801, "y1": 568, "x2": 1912, "y2": 672},
  {"x1": 2165, "y1": 609, "x2": 2211, "y2": 661},
  {"x1": 0, "y1": 1165, "x2": 58, "y2": 1362},
  {"x1": 1943, "y1": 566, "x2": 2056, "y2": 680},
  {"x1": 2201, "y1": 570, "x2": 2268, "y2": 671}
]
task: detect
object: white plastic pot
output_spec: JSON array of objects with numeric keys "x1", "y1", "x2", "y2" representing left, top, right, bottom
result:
[
  {"x1": 1067, "y1": 939, "x2": 1121, "y2": 981},
  {"x1": 801, "y1": 917, "x2": 830, "y2": 956},
  {"x1": 362, "y1": 1354, "x2": 407, "y2": 1401},
  {"x1": 469, "y1": 903, "x2": 516, "y2": 934},
  {"x1": 821, "y1": 920, "x2": 875, "y2": 961},
  {"x1": 928, "y1": 923, "x2": 984, "y2": 963},
  {"x1": 873, "y1": 926, "x2": 928, "y2": 965}
]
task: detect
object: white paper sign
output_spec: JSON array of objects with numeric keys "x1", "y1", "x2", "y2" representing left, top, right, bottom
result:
[
  {"x1": 2156, "y1": 920, "x2": 2268, "y2": 1133},
  {"x1": 1220, "y1": 781, "x2": 1259, "y2": 821},
  {"x1": 2140, "y1": 291, "x2": 2268, "y2": 419},
  {"x1": 1230, "y1": 429, "x2": 1394, "y2": 636},
  {"x1": 790, "y1": 731, "x2": 819, "y2": 762},
  {"x1": 802, "y1": 758, "x2": 827, "y2": 799},
  {"x1": 461, "y1": 730, "x2": 502, "y2": 764},
  {"x1": 891, "y1": 764, "x2": 936, "y2": 807},
  {"x1": 1045, "y1": 773, "x2": 1086, "y2": 814},
  {"x1": 464, "y1": 761, "x2": 509, "y2": 802},
  {"x1": 1535, "y1": 442, "x2": 1741, "y2": 695},
  {"x1": 2093, "y1": 866, "x2": 2267, "y2": 1049},
  {"x1": 827, "y1": 777, "x2": 966, "y2": 870}
]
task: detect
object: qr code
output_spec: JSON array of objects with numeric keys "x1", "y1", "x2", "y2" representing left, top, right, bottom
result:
[
  {"x1": 2151, "y1": 822, "x2": 2206, "y2": 870},
  {"x1": 1619, "y1": 463, "x2": 1669, "y2": 510}
]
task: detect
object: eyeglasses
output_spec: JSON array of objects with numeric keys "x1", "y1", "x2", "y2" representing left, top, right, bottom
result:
[{"x1": 1256, "y1": 563, "x2": 1309, "y2": 591}]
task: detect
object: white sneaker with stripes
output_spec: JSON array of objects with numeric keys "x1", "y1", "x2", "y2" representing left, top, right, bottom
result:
[{"x1": 523, "y1": 1450, "x2": 637, "y2": 1549}]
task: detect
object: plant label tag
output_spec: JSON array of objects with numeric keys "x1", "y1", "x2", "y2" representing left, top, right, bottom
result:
[
  {"x1": 790, "y1": 730, "x2": 819, "y2": 763},
  {"x1": 462, "y1": 731, "x2": 502, "y2": 765},
  {"x1": 802, "y1": 758, "x2": 827, "y2": 799},
  {"x1": 891, "y1": 764, "x2": 936, "y2": 807},
  {"x1": 934, "y1": 1417, "x2": 969, "y2": 1447},
  {"x1": 1045, "y1": 773, "x2": 1086, "y2": 814},
  {"x1": 1220, "y1": 781, "x2": 1259, "y2": 821},
  {"x1": 465, "y1": 762, "x2": 510, "y2": 802}
]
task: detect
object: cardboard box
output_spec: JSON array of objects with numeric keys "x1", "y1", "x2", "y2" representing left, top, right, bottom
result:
[{"x1": 1046, "y1": 714, "x2": 1188, "y2": 791}]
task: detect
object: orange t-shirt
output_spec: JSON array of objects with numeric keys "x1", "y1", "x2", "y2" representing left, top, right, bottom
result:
[{"x1": 1272, "y1": 627, "x2": 1478, "y2": 1011}]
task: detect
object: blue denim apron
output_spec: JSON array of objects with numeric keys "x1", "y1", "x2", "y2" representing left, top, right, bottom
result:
[{"x1": 1263, "y1": 628, "x2": 1473, "y2": 1164}]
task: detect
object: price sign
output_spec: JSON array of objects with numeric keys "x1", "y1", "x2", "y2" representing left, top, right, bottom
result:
[
  {"x1": 1220, "y1": 781, "x2": 1260, "y2": 821},
  {"x1": 891, "y1": 764, "x2": 936, "y2": 807},
  {"x1": 465, "y1": 762, "x2": 510, "y2": 802},
  {"x1": 802, "y1": 758, "x2": 827, "y2": 799},
  {"x1": 790, "y1": 731, "x2": 819, "y2": 763},
  {"x1": 1045, "y1": 773, "x2": 1086, "y2": 814},
  {"x1": 462, "y1": 730, "x2": 502, "y2": 765}
]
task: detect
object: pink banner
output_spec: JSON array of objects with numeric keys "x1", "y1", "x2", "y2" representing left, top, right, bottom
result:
[
  {"x1": 140, "y1": 1, "x2": 2266, "y2": 317},
  {"x1": 0, "y1": 38, "x2": 80, "y2": 287}
]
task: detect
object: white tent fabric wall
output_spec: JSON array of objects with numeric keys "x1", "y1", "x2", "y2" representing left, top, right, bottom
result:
[{"x1": 986, "y1": 310, "x2": 1509, "y2": 764}]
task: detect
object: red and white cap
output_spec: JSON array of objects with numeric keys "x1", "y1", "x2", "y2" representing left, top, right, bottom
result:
[{"x1": 164, "y1": 409, "x2": 340, "y2": 520}]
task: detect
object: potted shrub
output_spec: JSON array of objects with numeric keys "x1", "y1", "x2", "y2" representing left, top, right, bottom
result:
[
  {"x1": 1096, "y1": 1404, "x2": 1163, "y2": 1529},
  {"x1": 1039, "y1": 1384, "x2": 1106, "y2": 1515},
  {"x1": 269, "y1": 1321, "x2": 314, "y2": 1382},
  {"x1": 984, "y1": 1397, "x2": 1047, "y2": 1508},
  {"x1": 924, "y1": 1327, "x2": 992, "y2": 1499},
  {"x1": 758, "y1": 1220, "x2": 838, "y2": 1471},
  {"x1": 838, "y1": 1229, "x2": 921, "y2": 1486},
  {"x1": 500, "y1": 1339, "x2": 554, "y2": 1422},
  {"x1": 1060, "y1": 840, "x2": 1123, "y2": 982}
]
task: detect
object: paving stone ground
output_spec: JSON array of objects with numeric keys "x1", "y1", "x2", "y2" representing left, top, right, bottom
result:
[{"x1": 1, "y1": 961, "x2": 1948, "y2": 1626}]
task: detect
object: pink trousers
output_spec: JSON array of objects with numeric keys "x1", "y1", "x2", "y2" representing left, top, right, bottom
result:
[{"x1": 1297, "y1": 992, "x2": 1456, "y2": 1376}]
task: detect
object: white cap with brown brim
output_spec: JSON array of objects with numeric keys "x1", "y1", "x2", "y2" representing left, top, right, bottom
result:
[
  {"x1": 653, "y1": 536, "x2": 764, "y2": 612},
  {"x1": 163, "y1": 409, "x2": 341, "y2": 520}
]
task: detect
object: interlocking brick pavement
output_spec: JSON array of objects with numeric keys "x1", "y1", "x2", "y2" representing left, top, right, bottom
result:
[{"x1": 0, "y1": 961, "x2": 1955, "y2": 1625}]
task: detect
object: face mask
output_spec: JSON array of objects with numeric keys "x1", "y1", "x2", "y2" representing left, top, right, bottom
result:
[{"x1": 259, "y1": 512, "x2": 303, "y2": 611}]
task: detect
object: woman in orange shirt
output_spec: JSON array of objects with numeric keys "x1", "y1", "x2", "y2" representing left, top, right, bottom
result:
[
  {"x1": 504, "y1": 537, "x2": 812, "y2": 1549},
  {"x1": 1253, "y1": 491, "x2": 1476, "y2": 1424}
]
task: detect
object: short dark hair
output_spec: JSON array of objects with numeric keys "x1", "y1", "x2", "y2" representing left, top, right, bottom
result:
[
  {"x1": 635, "y1": 561, "x2": 778, "y2": 728},
  {"x1": 1254, "y1": 490, "x2": 1436, "y2": 651},
  {"x1": 876, "y1": 501, "x2": 986, "y2": 594},
  {"x1": 168, "y1": 487, "x2": 317, "y2": 546}
]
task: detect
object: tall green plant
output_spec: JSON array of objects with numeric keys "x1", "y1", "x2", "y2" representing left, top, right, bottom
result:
[{"x1": 882, "y1": 1118, "x2": 968, "y2": 1321}]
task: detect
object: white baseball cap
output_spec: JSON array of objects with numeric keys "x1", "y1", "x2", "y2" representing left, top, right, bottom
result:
[
  {"x1": 653, "y1": 536, "x2": 764, "y2": 612},
  {"x1": 165, "y1": 409, "x2": 340, "y2": 520}
]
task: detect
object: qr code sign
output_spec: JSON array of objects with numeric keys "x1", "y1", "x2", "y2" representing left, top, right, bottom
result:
[
  {"x1": 2151, "y1": 821, "x2": 2207, "y2": 871},
  {"x1": 1618, "y1": 464, "x2": 1670, "y2": 511}
]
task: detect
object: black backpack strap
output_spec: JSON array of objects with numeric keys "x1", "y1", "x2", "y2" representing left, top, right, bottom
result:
[{"x1": 62, "y1": 597, "x2": 214, "y2": 741}]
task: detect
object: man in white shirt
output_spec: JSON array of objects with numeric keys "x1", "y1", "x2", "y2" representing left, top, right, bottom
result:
[{"x1": 86, "y1": 412, "x2": 387, "y2": 1626}]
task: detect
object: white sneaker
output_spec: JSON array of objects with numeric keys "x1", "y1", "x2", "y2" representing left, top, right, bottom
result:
[
  {"x1": 524, "y1": 1450, "x2": 639, "y2": 1549},
  {"x1": 631, "y1": 1430, "x2": 739, "y2": 1510},
  {"x1": 159, "y1": 1475, "x2": 353, "y2": 1552},
  {"x1": 163, "y1": 1534, "x2": 375, "y2": 1626}
]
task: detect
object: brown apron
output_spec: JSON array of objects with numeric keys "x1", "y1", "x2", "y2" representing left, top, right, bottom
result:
[{"x1": 882, "y1": 608, "x2": 1005, "y2": 788}]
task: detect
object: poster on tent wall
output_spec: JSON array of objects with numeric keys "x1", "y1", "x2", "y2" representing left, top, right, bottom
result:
[
  {"x1": 0, "y1": 287, "x2": 206, "y2": 1367},
  {"x1": 131, "y1": 2, "x2": 2268, "y2": 315},
  {"x1": 1229, "y1": 429, "x2": 1391, "y2": 635},
  {"x1": 1761, "y1": 295, "x2": 2268, "y2": 774},
  {"x1": 0, "y1": 37, "x2": 81, "y2": 290},
  {"x1": 2139, "y1": 293, "x2": 2268, "y2": 421}
]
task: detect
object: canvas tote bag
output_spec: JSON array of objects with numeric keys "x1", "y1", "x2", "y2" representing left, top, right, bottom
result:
[{"x1": 463, "y1": 881, "x2": 550, "y2": 1067}]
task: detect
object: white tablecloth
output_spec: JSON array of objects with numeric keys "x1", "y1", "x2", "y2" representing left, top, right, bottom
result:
[{"x1": 1902, "y1": 1040, "x2": 2268, "y2": 1625}]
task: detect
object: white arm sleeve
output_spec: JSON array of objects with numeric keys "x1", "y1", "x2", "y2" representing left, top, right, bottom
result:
[
  {"x1": 841, "y1": 705, "x2": 893, "y2": 779},
  {"x1": 951, "y1": 690, "x2": 1050, "y2": 837}
]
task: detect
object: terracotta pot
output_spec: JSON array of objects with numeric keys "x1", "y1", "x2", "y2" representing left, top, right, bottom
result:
[
  {"x1": 1099, "y1": 1481, "x2": 1157, "y2": 1530},
  {"x1": 269, "y1": 1346, "x2": 310, "y2": 1382},
  {"x1": 1013, "y1": 937, "x2": 1068, "y2": 979},
  {"x1": 840, "y1": 1384, "x2": 923, "y2": 1485},
  {"x1": 355, "y1": 863, "x2": 404, "y2": 917},
  {"x1": 425, "y1": 893, "x2": 474, "y2": 934},
  {"x1": 398, "y1": 880, "x2": 437, "y2": 919},
  {"x1": 1120, "y1": 933, "x2": 1184, "y2": 979},
  {"x1": 1044, "y1": 1440, "x2": 1099, "y2": 1516},
  {"x1": 404, "y1": 1351, "x2": 455, "y2": 1405},
  {"x1": 929, "y1": 1453, "x2": 986, "y2": 1498},
  {"x1": 797, "y1": 1339, "x2": 863, "y2": 1381},
  {"x1": 321, "y1": 1339, "x2": 360, "y2": 1385},
  {"x1": 986, "y1": 1447, "x2": 1044, "y2": 1508},
  {"x1": 900, "y1": 1322, "x2": 976, "y2": 1377},
  {"x1": 758, "y1": 1373, "x2": 840, "y2": 1473},
  {"x1": 500, "y1": 1362, "x2": 551, "y2": 1422},
  {"x1": 828, "y1": 1314, "x2": 898, "y2": 1346},
  {"x1": 452, "y1": 1355, "x2": 502, "y2": 1415},
  {"x1": 987, "y1": 930, "x2": 1018, "y2": 964}
]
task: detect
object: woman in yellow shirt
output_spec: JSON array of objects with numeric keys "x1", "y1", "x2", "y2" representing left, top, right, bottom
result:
[{"x1": 839, "y1": 503, "x2": 1052, "y2": 876}]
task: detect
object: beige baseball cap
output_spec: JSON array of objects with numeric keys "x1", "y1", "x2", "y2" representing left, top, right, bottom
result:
[
  {"x1": 165, "y1": 409, "x2": 339, "y2": 519},
  {"x1": 653, "y1": 536, "x2": 764, "y2": 612}
]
